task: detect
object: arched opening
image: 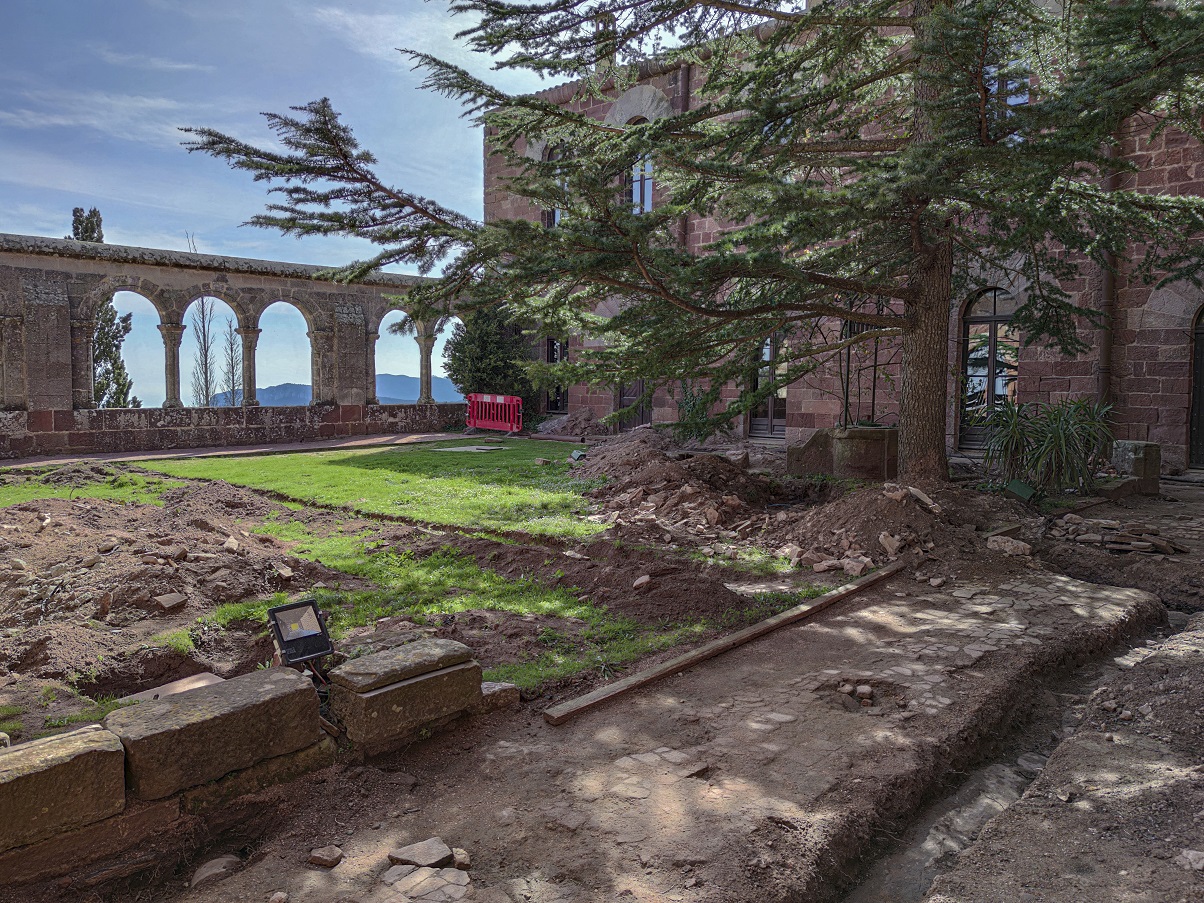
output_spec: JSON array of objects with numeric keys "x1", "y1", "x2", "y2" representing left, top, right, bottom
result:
[
  {"x1": 376, "y1": 311, "x2": 462, "y2": 404},
  {"x1": 959, "y1": 288, "x2": 1020, "y2": 449},
  {"x1": 106, "y1": 291, "x2": 164, "y2": 408},
  {"x1": 180, "y1": 296, "x2": 241, "y2": 407},
  {"x1": 255, "y1": 301, "x2": 313, "y2": 406},
  {"x1": 1190, "y1": 307, "x2": 1204, "y2": 468}
]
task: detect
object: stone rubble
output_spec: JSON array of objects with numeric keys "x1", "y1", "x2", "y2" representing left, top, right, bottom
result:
[
  {"x1": 307, "y1": 845, "x2": 344, "y2": 868},
  {"x1": 1047, "y1": 515, "x2": 1189, "y2": 555}
]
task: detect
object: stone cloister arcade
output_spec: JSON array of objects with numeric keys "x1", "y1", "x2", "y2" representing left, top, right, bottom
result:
[{"x1": 0, "y1": 233, "x2": 464, "y2": 457}]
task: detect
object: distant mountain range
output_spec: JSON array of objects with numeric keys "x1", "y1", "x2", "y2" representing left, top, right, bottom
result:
[{"x1": 210, "y1": 374, "x2": 463, "y2": 407}]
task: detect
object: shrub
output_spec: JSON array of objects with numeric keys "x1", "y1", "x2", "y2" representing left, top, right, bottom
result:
[{"x1": 981, "y1": 398, "x2": 1112, "y2": 495}]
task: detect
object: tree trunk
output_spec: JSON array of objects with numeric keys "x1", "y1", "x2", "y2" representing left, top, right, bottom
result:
[{"x1": 899, "y1": 240, "x2": 953, "y2": 481}]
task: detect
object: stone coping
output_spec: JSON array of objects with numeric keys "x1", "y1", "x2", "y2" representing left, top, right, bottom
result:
[
  {"x1": 0, "y1": 232, "x2": 430, "y2": 289},
  {"x1": 329, "y1": 638, "x2": 475, "y2": 693}
]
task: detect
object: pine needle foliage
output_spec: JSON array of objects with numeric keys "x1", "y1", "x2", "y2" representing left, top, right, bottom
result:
[{"x1": 184, "y1": 0, "x2": 1204, "y2": 478}]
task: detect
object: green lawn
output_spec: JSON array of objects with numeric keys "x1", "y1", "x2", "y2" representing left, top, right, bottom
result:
[
  {"x1": 0, "y1": 469, "x2": 184, "y2": 507},
  {"x1": 141, "y1": 439, "x2": 603, "y2": 539}
]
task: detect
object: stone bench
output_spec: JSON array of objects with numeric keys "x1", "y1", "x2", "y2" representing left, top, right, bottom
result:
[
  {"x1": 0, "y1": 724, "x2": 125, "y2": 854},
  {"x1": 103, "y1": 667, "x2": 322, "y2": 800},
  {"x1": 329, "y1": 638, "x2": 483, "y2": 756}
]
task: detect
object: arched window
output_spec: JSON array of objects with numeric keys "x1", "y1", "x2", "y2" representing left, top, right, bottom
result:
[
  {"x1": 960, "y1": 288, "x2": 1020, "y2": 449},
  {"x1": 628, "y1": 118, "x2": 653, "y2": 214},
  {"x1": 541, "y1": 146, "x2": 565, "y2": 229}
]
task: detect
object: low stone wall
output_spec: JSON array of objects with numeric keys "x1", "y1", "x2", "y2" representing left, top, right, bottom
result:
[
  {"x1": 0, "y1": 643, "x2": 511, "y2": 896},
  {"x1": 0, "y1": 402, "x2": 465, "y2": 459}
]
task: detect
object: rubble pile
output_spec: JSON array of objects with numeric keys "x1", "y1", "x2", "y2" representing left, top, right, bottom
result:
[
  {"x1": 1047, "y1": 513, "x2": 1189, "y2": 556},
  {"x1": 579, "y1": 432, "x2": 792, "y2": 542}
]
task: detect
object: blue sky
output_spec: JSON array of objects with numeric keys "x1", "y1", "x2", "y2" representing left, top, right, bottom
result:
[{"x1": 0, "y1": 0, "x2": 544, "y2": 405}]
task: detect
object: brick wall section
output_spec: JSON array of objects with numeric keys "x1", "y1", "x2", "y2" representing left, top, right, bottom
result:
[{"x1": 485, "y1": 69, "x2": 1204, "y2": 469}]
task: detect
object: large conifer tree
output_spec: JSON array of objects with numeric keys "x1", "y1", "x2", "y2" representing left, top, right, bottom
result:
[
  {"x1": 185, "y1": 0, "x2": 1204, "y2": 478},
  {"x1": 68, "y1": 207, "x2": 141, "y2": 409}
]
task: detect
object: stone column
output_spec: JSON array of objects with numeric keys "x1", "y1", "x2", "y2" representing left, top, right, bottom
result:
[
  {"x1": 236, "y1": 327, "x2": 261, "y2": 406},
  {"x1": 70, "y1": 318, "x2": 97, "y2": 410},
  {"x1": 366, "y1": 330, "x2": 380, "y2": 405},
  {"x1": 158, "y1": 324, "x2": 186, "y2": 409},
  {"x1": 413, "y1": 320, "x2": 437, "y2": 405},
  {"x1": 0, "y1": 315, "x2": 25, "y2": 410},
  {"x1": 308, "y1": 328, "x2": 334, "y2": 404}
]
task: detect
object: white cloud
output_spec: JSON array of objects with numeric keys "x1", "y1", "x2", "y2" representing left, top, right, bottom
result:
[
  {"x1": 0, "y1": 88, "x2": 194, "y2": 146},
  {"x1": 91, "y1": 45, "x2": 216, "y2": 73}
]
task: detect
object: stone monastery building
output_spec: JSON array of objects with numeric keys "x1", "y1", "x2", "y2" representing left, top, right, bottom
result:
[{"x1": 484, "y1": 63, "x2": 1204, "y2": 473}]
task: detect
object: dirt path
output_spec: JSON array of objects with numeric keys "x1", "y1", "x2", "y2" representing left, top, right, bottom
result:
[{"x1": 108, "y1": 562, "x2": 1160, "y2": 903}]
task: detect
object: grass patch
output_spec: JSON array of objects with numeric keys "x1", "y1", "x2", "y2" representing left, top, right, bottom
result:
[
  {"x1": 146, "y1": 628, "x2": 196, "y2": 655},
  {"x1": 0, "y1": 704, "x2": 23, "y2": 737},
  {"x1": 0, "y1": 468, "x2": 184, "y2": 507},
  {"x1": 687, "y1": 547, "x2": 796, "y2": 577},
  {"x1": 43, "y1": 695, "x2": 134, "y2": 729},
  {"x1": 141, "y1": 439, "x2": 604, "y2": 538}
]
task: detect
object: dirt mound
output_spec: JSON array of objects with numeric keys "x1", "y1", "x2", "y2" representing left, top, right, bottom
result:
[
  {"x1": 446, "y1": 534, "x2": 754, "y2": 626},
  {"x1": 34, "y1": 462, "x2": 118, "y2": 486},
  {"x1": 771, "y1": 482, "x2": 1033, "y2": 568},
  {"x1": 574, "y1": 431, "x2": 821, "y2": 542},
  {"x1": 537, "y1": 407, "x2": 611, "y2": 437}
]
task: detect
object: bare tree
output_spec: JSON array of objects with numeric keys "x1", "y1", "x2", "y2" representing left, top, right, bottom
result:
[
  {"x1": 220, "y1": 316, "x2": 242, "y2": 406},
  {"x1": 189, "y1": 297, "x2": 218, "y2": 407}
]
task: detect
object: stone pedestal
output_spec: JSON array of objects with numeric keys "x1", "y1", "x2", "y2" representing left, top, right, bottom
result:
[
  {"x1": 330, "y1": 639, "x2": 482, "y2": 756},
  {"x1": 1111, "y1": 440, "x2": 1161, "y2": 495},
  {"x1": 832, "y1": 426, "x2": 898, "y2": 481}
]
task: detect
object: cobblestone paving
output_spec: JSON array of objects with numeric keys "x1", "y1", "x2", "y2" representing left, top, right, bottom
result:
[{"x1": 175, "y1": 570, "x2": 1160, "y2": 903}]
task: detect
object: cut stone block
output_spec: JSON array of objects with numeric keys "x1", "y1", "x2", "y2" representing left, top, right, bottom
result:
[
  {"x1": 104, "y1": 667, "x2": 321, "y2": 800},
  {"x1": 389, "y1": 837, "x2": 453, "y2": 868},
  {"x1": 128, "y1": 672, "x2": 224, "y2": 703},
  {"x1": 331, "y1": 661, "x2": 482, "y2": 756},
  {"x1": 329, "y1": 638, "x2": 473, "y2": 692},
  {"x1": 153, "y1": 592, "x2": 187, "y2": 612},
  {"x1": 472, "y1": 681, "x2": 520, "y2": 715},
  {"x1": 0, "y1": 725, "x2": 126, "y2": 854}
]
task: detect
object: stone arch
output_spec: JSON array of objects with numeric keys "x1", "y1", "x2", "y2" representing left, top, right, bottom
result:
[
  {"x1": 603, "y1": 85, "x2": 673, "y2": 126},
  {"x1": 179, "y1": 283, "x2": 253, "y2": 326},
  {"x1": 254, "y1": 298, "x2": 320, "y2": 406},
  {"x1": 81, "y1": 275, "x2": 170, "y2": 323}
]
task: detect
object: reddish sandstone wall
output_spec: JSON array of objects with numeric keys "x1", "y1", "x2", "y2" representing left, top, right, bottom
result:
[{"x1": 0, "y1": 404, "x2": 465, "y2": 460}]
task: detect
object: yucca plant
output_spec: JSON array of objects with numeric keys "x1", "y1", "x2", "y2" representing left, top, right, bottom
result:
[
  {"x1": 981, "y1": 399, "x2": 1033, "y2": 484},
  {"x1": 978, "y1": 398, "x2": 1112, "y2": 495},
  {"x1": 1028, "y1": 399, "x2": 1112, "y2": 494}
]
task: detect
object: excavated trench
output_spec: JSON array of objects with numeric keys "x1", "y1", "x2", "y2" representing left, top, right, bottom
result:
[{"x1": 839, "y1": 618, "x2": 1181, "y2": 903}]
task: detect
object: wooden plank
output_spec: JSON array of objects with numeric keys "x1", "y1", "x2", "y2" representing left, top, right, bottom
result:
[{"x1": 542, "y1": 559, "x2": 909, "y2": 726}]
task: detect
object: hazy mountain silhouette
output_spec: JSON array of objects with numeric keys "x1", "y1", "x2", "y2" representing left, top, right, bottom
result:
[{"x1": 210, "y1": 374, "x2": 463, "y2": 407}]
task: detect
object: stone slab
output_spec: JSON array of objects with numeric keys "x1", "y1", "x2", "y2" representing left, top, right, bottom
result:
[
  {"x1": 331, "y1": 660, "x2": 482, "y2": 756},
  {"x1": 329, "y1": 638, "x2": 474, "y2": 692},
  {"x1": 0, "y1": 798, "x2": 182, "y2": 889},
  {"x1": 0, "y1": 724, "x2": 126, "y2": 854},
  {"x1": 128, "y1": 672, "x2": 224, "y2": 703},
  {"x1": 104, "y1": 667, "x2": 321, "y2": 800},
  {"x1": 181, "y1": 737, "x2": 336, "y2": 815}
]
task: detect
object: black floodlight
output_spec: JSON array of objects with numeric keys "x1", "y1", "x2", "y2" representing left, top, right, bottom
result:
[{"x1": 267, "y1": 597, "x2": 333, "y2": 665}]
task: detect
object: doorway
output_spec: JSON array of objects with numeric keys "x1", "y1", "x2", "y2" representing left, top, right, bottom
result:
[
  {"x1": 749, "y1": 334, "x2": 787, "y2": 439},
  {"x1": 1191, "y1": 309, "x2": 1204, "y2": 468},
  {"x1": 959, "y1": 288, "x2": 1020, "y2": 450}
]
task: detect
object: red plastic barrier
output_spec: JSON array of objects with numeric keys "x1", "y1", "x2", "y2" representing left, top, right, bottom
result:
[{"x1": 467, "y1": 393, "x2": 523, "y2": 433}]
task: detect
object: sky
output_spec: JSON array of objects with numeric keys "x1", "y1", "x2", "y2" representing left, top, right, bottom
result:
[{"x1": 0, "y1": 0, "x2": 545, "y2": 405}]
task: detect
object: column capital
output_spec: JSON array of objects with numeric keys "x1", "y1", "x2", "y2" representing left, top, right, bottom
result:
[
  {"x1": 235, "y1": 326, "x2": 262, "y2": 338},
  {"x1": 158, "y1": 323, "x2": 186, "y2": 340}
]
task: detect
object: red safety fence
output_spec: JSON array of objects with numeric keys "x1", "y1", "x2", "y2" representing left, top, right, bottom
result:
[{"x1": 467, "y1": 393, "x2": 523, "y2": 433}]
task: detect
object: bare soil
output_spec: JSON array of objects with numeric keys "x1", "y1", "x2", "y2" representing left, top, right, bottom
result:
[{"x1": 4, "y1": 437, "x2": 1203, "y2": 903}]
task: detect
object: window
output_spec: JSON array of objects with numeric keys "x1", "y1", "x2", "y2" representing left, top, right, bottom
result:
[
  {"x1": 959, "y1": 288, "x2": 1020, "y2": 450},
  {"x1": 545, "y1": 337, "x2": 568, "y2": 414},
  {"x1": 541, "y1": 146, "x2": 565, "y2": 229},
  {"x1": 627, "y1": 118, "x2": 653, "y2": 214},
  {"x1": 749, "y1": 334, "x2": 788, "y2": 439}
]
